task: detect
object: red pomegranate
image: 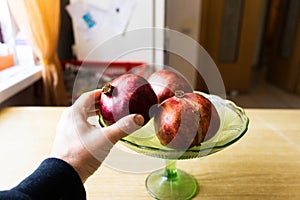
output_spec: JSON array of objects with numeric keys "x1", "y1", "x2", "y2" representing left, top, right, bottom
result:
[
  {"x1": 148, "y1": 69, "x2": 193, "y2": 103},
  {"x1": 99, "y1": 74, "x2": 158, "y2": 126},
  {"x1": 154, "y1": 90, "x2": 220, "y2": 150}
]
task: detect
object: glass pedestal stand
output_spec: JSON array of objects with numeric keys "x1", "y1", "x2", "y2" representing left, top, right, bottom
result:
[
  {"x1": 146, "y1": 159, "x2": 197, "y2": 200},
  {"x1": 99, "y1": 92, "x2": 249, "y2": 200}
]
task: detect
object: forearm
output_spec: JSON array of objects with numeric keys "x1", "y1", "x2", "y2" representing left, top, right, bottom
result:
[{"x1": 0, "y1": 158, "x2": 86, "y2": 200}]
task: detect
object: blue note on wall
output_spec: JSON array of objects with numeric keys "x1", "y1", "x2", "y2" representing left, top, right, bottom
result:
[{"x1": 82, "y1": 12, "x2": 96, "y2": 29}]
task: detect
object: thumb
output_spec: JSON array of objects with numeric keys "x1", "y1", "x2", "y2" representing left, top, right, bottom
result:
[{"x1": 104, "y1": 114, "x2": 144, "y2": 144}]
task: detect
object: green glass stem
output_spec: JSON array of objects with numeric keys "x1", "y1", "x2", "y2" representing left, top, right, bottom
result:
[
  {"x1": 145, "y1": 159, "x2": 197, "y2": 200},
  {"x1": 164, "y1": 159, "x2": 178, "y2": 180}
]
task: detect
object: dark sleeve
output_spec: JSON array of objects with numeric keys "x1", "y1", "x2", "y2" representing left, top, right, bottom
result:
[{"x1": 0, "y1": 158, "x2": 86, "y2": 200}]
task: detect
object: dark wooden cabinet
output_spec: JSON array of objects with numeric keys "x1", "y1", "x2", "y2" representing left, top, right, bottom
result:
[{"x1": 263, "y1": 0, "x2": 300, "y2": 94}]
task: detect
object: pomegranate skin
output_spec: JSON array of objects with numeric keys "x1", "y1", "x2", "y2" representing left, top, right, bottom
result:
[
  {"x1": 200, "y1": 95, "x2": 220, "y2": 142},
  {"x1": 100, "y1": 74, "x2": 158, "y2": 126},
  {"x1": 154, "y1": 91, "x2": 220, "y2": 150},
  {"x1": 191, "y1": 93, "x2": 220, "y2": 143},
  {"x1": 148, "y1": 69, "x2": 193, "y2": 103}
]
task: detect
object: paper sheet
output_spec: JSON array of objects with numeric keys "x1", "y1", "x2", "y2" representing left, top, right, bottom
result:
[
  {"x1": 84, "y1": 0, "x2": 111, "y2": 11},
  {"x1": 106, "y1": 0, "x2": 136, "y2": 35},
  {"x1": 66, "y1": 0, "x2": 136, "y2": 39},
  {"x1": 66, "y1": 1, "x2": 100, "y2": 33}
]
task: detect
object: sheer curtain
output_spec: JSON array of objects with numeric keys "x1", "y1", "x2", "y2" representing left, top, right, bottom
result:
[{"x1": 8, "y1": 0, "x2": 67, "y2": 105}]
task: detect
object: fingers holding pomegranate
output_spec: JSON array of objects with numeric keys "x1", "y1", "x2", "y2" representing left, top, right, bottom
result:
[
  {"x1": 154, "y1": 91, "x2": 220, "y2": 150},
  {"x1": 99, "y1": 74, "x2": 158, "y2": 126},
  {"x1": 202, "y1": 96, "x2": 220, "y2": 142}
]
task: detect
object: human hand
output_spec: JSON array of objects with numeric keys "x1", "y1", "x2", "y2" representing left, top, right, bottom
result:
[{"x1": 50, "y1": 90, "x2": 144, "y2": 182}]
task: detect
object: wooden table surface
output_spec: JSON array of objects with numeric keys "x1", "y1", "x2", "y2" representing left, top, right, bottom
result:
[{"x1": 0, "y1": 107, "x2": 299, "y2": 199}]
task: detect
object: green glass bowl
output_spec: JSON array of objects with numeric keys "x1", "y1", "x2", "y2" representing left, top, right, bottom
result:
[{"x1": 100, "y1": 91, "x2": 249, "y2": 159}]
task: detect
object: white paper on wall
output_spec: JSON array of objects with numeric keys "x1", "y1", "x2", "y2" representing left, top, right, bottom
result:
[
  {"x1": 66, "y1": 1, "x2": 103, "y2": 40},
  {"x1": 105, "y1": 0, "x2": 137, "y2": 35},
  {"x1": 84, "y1": 0, "x2": 111, "y2": 11},
  {"x1": 66, "y1": 0, "x2": 136, "y2": 40}
]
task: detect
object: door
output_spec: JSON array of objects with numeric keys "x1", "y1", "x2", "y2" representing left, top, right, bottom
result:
[
  {"x1": 263, "y1": 0, "x2": 300, "y2": 94},
  {"x1": 165, "y1": 0, "x2": 202, "y2": 88},
  {"x1": 199, "y1": 0, "x2": 265, "y2": 93}
]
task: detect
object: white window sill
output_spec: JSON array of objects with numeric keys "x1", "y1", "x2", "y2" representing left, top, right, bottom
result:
[{"x1": 0, "y1": 65, "x2": 43, "y2": 104}]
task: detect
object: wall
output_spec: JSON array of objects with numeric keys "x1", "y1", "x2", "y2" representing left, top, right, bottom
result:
[{"x1": 0, "y1": 0, "x2": 17, "y2": 48}]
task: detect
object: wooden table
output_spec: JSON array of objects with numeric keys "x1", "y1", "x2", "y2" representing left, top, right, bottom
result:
[{"x1": 0, "y1": 107, "x2": 299, "y2": 199}]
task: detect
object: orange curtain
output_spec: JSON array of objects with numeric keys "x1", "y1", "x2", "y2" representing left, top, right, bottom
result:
[{"x1": 8, "y1": 0, "x2": 67, "y2": 105}]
